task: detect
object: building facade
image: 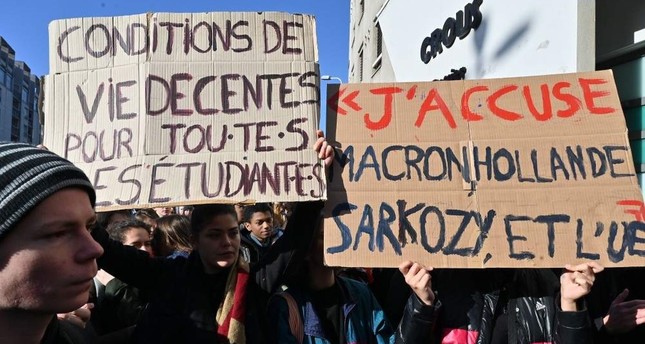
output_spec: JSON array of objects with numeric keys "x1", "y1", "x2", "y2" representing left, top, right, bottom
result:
[
  {"x1": 0, "y1": 36, "x2": 40, "y2": 144},
  {"x1": 596, "y1": 0, "x2": 645, "y2": 186},
  {"x1": 348, "y1": 0, "x2": 645, "y2": 193},
  {"x1": 348, "y1": 0, "x2": 393, "y2": 83}
]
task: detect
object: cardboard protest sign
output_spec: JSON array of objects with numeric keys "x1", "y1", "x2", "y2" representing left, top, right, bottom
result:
[
  {"x1": 324, "y1": 70, "x2": 645, "y2": 268},
  {"x1": 43, "y1": 12, "x2": 325, "y2": 210}
]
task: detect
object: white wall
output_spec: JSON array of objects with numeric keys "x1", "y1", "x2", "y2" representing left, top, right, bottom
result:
[{"x1": 377, "y1": 0, "x2": 595, "y2": 81}]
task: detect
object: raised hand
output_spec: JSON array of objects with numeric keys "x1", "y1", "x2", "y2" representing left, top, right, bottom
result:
[
  {"x1": 399, "y1": 261, "x2": 435, "y2": 306},
  {"x1": 603, "y1": 289, "x2": 645, "y2": 334},
  {"x1": 313, "y1": 130, "x2": 334, "y2": 168},
  {"x1": 560, "y1": 262, "x2": 604, "y2": 311}
]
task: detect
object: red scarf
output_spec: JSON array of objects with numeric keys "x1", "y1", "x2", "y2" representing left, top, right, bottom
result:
[{"x1": 216, "y1": 258, "x2": 249, "y2": 343}]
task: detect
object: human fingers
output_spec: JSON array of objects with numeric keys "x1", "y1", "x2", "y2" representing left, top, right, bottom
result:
[
  {"x1": 319, "y1": 141, "x2": 329, "y2": 159},
  {"x1": 414, "y1": 268, "x2": 432, "y2": 288},
  {"x1": 620, "y1": 300, "x2": 645, "y2": 312},
  {"x1": 571, "y1": 271, "x2": 593, "y2": 287},
  {"x1": 611, "y1": 289, "x2": 630, "y2": 306},
  {"x1": 407, "y1": 264, "x2": 427, "y2": 285},
  {"x1": 565, "y1": 262, "x2": 604, "y2": 274},
  {"x1": 73, "y1": 303, "x2": 93, "y2": 322},
  {"x1": 405, "y1": 262, "x2": 422, "y2": 281},
  {"x1": 323, "y1": 144, "x2": 334, "y2": 167},
  {"x1": 398, "y1": 260, "x2": 413, "y2": 275},
  {"x1": 59, "y1": 313, "x2": 86, "y2": 328},
  {"x1": 400, "y1": 263, "x2": 434, "y2": 306},
  {"x1": 636, "y1": 307, "x2": 645, "y2": 319},
  {"x1": 408, "y1": 263, "x2": 433, "y2": 287},
  {"x1": 313, "y1": 136, "x2": 324, "y2": 153}
]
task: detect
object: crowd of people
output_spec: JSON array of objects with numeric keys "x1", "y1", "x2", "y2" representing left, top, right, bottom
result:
[{"x1": 0, "y1": 132, "x2": 643, "y2": 343}]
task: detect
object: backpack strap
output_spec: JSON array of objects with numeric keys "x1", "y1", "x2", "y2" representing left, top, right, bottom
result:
[{"x1": 275, "y1": 291, "x2": 304, "y2": 343}]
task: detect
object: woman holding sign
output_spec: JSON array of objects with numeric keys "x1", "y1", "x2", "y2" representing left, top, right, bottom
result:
[{"x1": 90, "y1": 131, "x2": 335, "y2": 343}]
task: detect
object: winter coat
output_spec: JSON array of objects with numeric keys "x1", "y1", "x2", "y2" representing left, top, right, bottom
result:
[
  {"x1": 267, "y1": 276, "x2": 436, "y2": 344},
  {"x1": 95, "y1": 278, "x2": 146, "y2": 334},
  {"x1": 240, "y1": 227, "x2": 284, "y2": 264},
  {"x1": 92, "y1": 201, "x2": 322, "y2": 343},
  {"x1": 426, "y1": 269, "x2": 593, "y2": 344}
]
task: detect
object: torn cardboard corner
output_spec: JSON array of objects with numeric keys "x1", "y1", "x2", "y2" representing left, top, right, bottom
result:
[
  {"x1": 43, "y1": 11, "x2": 325, "y2": 211},
  {"x1": 324, "y1": 70, "x2": 645, "y2": 268}
]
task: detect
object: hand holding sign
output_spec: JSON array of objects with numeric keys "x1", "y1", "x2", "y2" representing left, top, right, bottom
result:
[
  {"x1": 314, "y1": 129, "x2": 334, "y2": 168},
  {"x1": 45, "y1": 12, "x2": 325, "y2": 209},
  {"x1": 560, "y1": 261, "x2": 604, "y2": 311},
  {"x1": 399, "y1": 260, "x2": 435, "y2": 306}
]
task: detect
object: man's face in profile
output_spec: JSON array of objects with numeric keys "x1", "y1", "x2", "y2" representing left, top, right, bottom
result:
[{"x1": 0, "y1": 188, "x2": 104, "y2": 313}]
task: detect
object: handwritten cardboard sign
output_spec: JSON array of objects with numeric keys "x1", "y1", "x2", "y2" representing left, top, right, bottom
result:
[
  {"x1": 43, "y1": 12, "x2": 326, "y2": 210},
  {"x1": 324, "y1": 70, "x2": 645, "y2": 268}
]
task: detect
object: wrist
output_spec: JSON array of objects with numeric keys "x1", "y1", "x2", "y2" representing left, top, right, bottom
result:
[
  {"x1": 602, "y1": 315, "x2": 617, "y2": 334},
  {"x1": 561, "y1": 297, "x2": 578, "y2": 311},
  {"x1": 414, "y1": 291, "x2": 435, "y2": 306},
  {"x1": 424, "y1": 291, "x2": 436, "y2": 306}
]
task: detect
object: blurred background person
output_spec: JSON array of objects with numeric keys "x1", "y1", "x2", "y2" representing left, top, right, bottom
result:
[
  {"x1": 154, "y1": 206, "x2": 174, "y2": 218},
  {"x1": 152, "y1": 215, "x2": 192, "y2": 259},
  {"x1": 177, "y1": 205, "x2": 194, "y2": 219},
  {"x1": 96, "y1": 210, "x2": 132, "y2": 232},
  {"x1": 134, "y1": 208, "x2": 159, "y2": 232},
  {"x1": 273, "y1": 202, "x2": 295, "y2": 230}
]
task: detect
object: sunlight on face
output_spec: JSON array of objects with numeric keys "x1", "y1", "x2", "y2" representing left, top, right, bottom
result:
[
  {"x1": 194, "y1": 214, "x2": 240, "y2": 273},
  {"x1": 122, "y1": 227, "x2": 153, "y2": 255},
  {"x1": 0, "y1": 189, "x2": 103, "y2": 313}
]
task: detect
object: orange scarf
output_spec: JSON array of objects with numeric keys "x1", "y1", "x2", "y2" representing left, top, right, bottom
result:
[{"x1": 216, "y1": 257, "x2": 249, "y2": 343}]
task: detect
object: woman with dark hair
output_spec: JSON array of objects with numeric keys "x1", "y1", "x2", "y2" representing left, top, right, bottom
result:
[
  {"x1": 90, "y1": 131, "x2": 343, "y2": 343},
  {"x1": 152, "y1": 215, "x2": 192, "y2": 258},
  {"x1": 96, "y1": 209, "x2": 132, "y2": 231}
]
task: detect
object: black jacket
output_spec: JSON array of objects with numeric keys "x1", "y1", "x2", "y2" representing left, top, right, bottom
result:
[
  {"x1": 41, "y1": 316, "x2": 92, "y2": 344},
  {"x1": 240, "y1": 228, "x2": 283, "y2": 265},
  {"x1": 92, "y1": 201, "x2": 323, "y2": 343},
  {"x1": 417, "y1": 269, "x2": 593, "y2": 344},
  {"x1": 91, "y1": 278, "x2": 146, "y2": 335}
]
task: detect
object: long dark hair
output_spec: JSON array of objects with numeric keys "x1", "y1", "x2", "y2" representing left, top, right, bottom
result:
[
  {"x1": 153, "y1": 215, "x2": 192, "y2": 256},
  {"x1": 190, "y1": 204, "x2": 237, "y2": 236}
]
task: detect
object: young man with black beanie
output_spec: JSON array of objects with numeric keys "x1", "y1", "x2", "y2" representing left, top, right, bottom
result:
[{"x1": 0, "y1": 142, "x2": 104, "y2": 343}]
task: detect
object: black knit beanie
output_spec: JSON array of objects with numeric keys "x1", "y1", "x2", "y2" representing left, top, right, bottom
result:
[{"x1": 0, "y1": 142, "x2": 96, "y2": 241}]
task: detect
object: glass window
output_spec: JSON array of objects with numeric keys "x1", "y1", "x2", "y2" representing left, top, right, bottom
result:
[{"x1": 21, "y1": 86, "x2": 28, "y2": 103}]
